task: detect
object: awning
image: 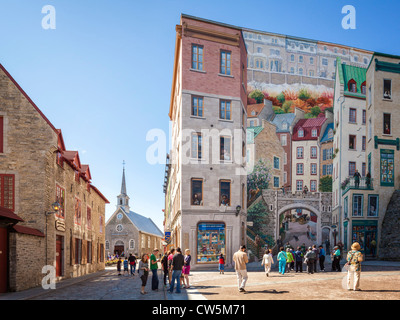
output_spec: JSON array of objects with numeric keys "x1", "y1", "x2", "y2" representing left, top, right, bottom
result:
[
  {"x1": 12, "y1": 225, "x2": 45, "y2": 237},
  {"x1": 0, "y1": 206, "x2": 24, "y2": 223}
]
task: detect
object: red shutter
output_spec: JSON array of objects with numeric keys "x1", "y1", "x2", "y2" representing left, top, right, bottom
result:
[{"x1": 0, "y1": 117, "x2": 3, "y2": 153}]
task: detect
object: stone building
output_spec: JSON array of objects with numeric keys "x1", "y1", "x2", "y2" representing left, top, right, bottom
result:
[
  {"x1": 105, "y1": 167, "x2": 163, "y2": 259},
  {"x1": 164, "y1": 14, "x2": 248, "y2": 268},
  {"x1": 0, "y1": 64, "x2": 108, "y2": 292}
]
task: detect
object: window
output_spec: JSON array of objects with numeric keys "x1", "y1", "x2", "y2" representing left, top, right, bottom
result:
[
  {"x1": 56, "y1": 151, "x2": 63, "y2": 168},
  {"x1": 191, "y1": 132, "x2": 202, "y2": 159},
  {"x1": 309, "y1": 70, "x2": 314, "y2": 77},
  {"x1": 129, "y1": 239, "x2": 135, "y2": 250},
  {"x1": 219, "y1": 100, "x2": 231, "y2": 120},
  {"x1": 299, "y1": 68, "x2": 303, "y2": 75},
  {"x1": 362, "y1": 162, "x2": 366, "y2": 177},
  {"x1": 296, "y1": 163, "x2": 304, "y2": 175},
  {"x1": 87, "y1": 207, "x2": 92, "y2": 230},
  {"x1": 352, "y1": 194, "x2": 363, "y2": 217},
  {"x1": 297, "y1": 147, "x2": 304, "y2": 159},
  {"x1": 87, "y1": 241, "x2": 92, "y2": 264},
  {"x1": 99, "y1": 216, "x2": 103, "y2": 233},
  {"x1": 274, "y1": 157, "x2": 280, "y2": 169},
  {"x1": 310, "y1": 146, "x2": 317, "y2": 158},
  {"x1": 310, "y1": 57, "x2": 314, "y2": 65},
  {"x1": 349, "y1": 162, "x2": 356, "y2": 176},
  {"x1": 250, "y1": 120, "x2": 255, "y2": 127},
  {"x1": 296, "y1": 180, "x2": 303, "y2": 191},
  {"x1": 290, "y1": 54, "x2": 294, "y2": 62},
  {"x1": 322, "y1": 58, "x2": 328, "y2": 66},
  {"x1": 368, "y1": 85, "x2": 372, "y2": 106},
  {"x1": 311, "y1": 163, "x2": 317, "y2": 175},
  {"x1": 105, "y1": 241, "x2": 110, "y2": 250},
  {"x1": 274, "y1": 176, "x2": 280, "y2": 188},
  {"x1": 344, "y1": 196, "x2": 348, "y2": 219},
  {"x1": 362, "y1": 110, "x2": 366, "y2": 125},
  {"x1": 284, "y1": 172, "x2": 287, "y2": 183},
  {"x1": 75, "y1": 238, "x2": 82, "y2": 265},
  {"x1": 270, "y1": 60, "x2": 282, "y2": 72},
  {"x1": 362, "y1": 136, "x2": 366, "y2": 151},
  {"x1": 361, "y1": 82, "x2": 366, "y2": 95},
  {"x1": 298, "y1": 128, "x2": 304, "y2": 138},
  {"x1": 383, "y1": 79, "x2": 392, "y2": 99},
  {"x1": 310, "y1": 180, "x2": 317, "y2": 192},
  {"x1": 116, "y1": 224, "x2": 123, "y2": 232},
  {"x1": 328, "y1": 129, "x2": 333, "y2": 139},
  {"x1": 282, "y1": 122, "x2": 288, "y2": 130},
  {"x1": 74, "y1": 198, "x2": 81, "y2": 225},
  {"x1": 299, "y1": 56, "x2": 303, "y2": 63},
  {"x1": 380, "y1": 149, "x2": 394, "y2": 186},
  {"x1": 220, "y1": 180, "x2": 231, "y2": 206},
  {"x1": 349, "y1": 135, "x2": 356, "y2": 150},
  {"x1": 368, "y1": 195, "x2": 379, "y2": 217},
  {"x1": 348, "y1": 79, "x2": 357, "y2": 93},
  {"x1": 281, "y1": 134, "x2": 287, "y2": 146},
  {"x1": 0, "y1": 174, "x2": 14, "y2": 211},
  {"x1": 192, "y1": 96, "x2": 203, "y2": 117},
  {"x1": 349, "y1": 108, "x2": 357, "y2": 123},
  {"x1": 56, "y1": 185, "x2": 65, "y2": 219},
  {"x1": 220, "y1": 136, "x2": 231, "y2": 161},
  {"x1": 290, "y1": 67, "x2": 294, "y2": 74},
  {"x1": 383, "y1": 113, "x2": 391, "y2": 135},
  {"x1": 220, "y1": 50, "x2": 231, "y2": 75},
  {"x1": 191, "y1": 178, "x2": 203, "y2": 205},
  {"x1": 257, "y1": 47, "x2": 262, "y2": 53},
  {"x1": 192, "y1": 45, "x2": 203, "y2": 70},
  {"x1": 284, "y1": 153, "x2": 287, "y2": 165}
]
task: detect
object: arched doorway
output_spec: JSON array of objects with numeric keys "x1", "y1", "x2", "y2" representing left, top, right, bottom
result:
[
  {"x1": 114, "y1": 240, "x2": 124, "y2": 256},
  {"x1": 277, "y1": 203, "x2": 322, "y2": 249}
]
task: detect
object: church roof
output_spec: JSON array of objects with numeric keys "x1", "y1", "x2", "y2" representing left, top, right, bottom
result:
[{"x1": 121, "y1": 207, "x2": 163, "y2": 237}]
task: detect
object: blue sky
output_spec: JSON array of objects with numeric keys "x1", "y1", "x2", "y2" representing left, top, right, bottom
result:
[{"x1": 0, "y1": 0, "x2": 399, "y2": 230}]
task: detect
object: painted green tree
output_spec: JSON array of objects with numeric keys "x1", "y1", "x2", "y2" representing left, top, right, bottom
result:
[{"x1": 319, "y1": 175, "x2": 333, "y2": 192}]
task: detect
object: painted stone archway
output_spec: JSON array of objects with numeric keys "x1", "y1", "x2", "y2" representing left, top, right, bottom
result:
[{"x1": 262, "y1": 189, "x2": 332, "y2": 249}]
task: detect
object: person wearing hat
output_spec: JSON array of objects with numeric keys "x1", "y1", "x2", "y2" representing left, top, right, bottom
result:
[
  {"x1": 346, "y1": 242, "x2": 364, "y2": 291},
  {"x1": 304, "y1": 247, "x2": 316, "y2": 274}
]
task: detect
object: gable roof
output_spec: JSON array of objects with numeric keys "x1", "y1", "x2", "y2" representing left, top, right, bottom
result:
[
  {"x1": 320, "y1": 122, "x2": 334, "y2": 144},
  {"x1": 247, "y1": 125, "x2": 264, "y2": 144},
  {"x1": 121, "y1": 207, "x2": 163, "y2": 237},
  {"x1": 271, "y1": 113, "x2": 296, "y2": 132},
  {"x1": 292, "y1": 116, "x2": 327, "y2": 141},
  {"x1": 247, "y1": 103, "x2": 265, "y2": 118}
]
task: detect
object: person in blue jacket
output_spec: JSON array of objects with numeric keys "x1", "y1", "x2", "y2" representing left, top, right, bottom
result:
[
  {"x1": 277, "y1": 247, "x2": 287, "y2": 275},
  {"x1": 318, "y1": 245, "x2": 326, "y2": 271}
]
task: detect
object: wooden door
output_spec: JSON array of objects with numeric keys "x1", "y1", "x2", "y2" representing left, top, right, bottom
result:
[
  {"x1": 56, "y1": 235, "x2": 63, "y2": 277},
  {"x1": 0, "y1": 227, "x2": 8, "y2": 293}
]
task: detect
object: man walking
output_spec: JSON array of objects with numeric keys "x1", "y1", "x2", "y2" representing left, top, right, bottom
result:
[
  {"x1": 233, "y1": 245, "x2": 249, "y2": 292},
  {"x1": 150, "y1": 248, "x2": 159, "y2": 291},
  {"x1": 169, "y1": 247, "x2": 184, "y2": 294},
  {"x1": 318, "y1": 245, "x2": 326, "y2": 271},
  {"x1": 128, "y1": 253, "x2": 137, "y2": 276}
]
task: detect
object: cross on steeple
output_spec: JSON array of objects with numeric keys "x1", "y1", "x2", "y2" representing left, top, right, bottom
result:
[{"x1": 117, "y1": 161, "x2": 130, "y2": 211}]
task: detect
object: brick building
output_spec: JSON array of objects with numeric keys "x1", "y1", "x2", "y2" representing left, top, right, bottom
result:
[{"x1": 0, "y1": 64, "x2": 109, "y2": 292}]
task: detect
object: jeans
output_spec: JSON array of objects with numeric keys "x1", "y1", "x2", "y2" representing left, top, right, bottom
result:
[
  {"x1": 151, "y1": 269, "x2": 159, "y2": 290},
  {"x1": 319, "y1": 256, "x2": 325, "y2": 271},
  {"x1": 295, "y1": 260, "x2": 303, "y2": 272},
  {"x1": 169, "y1": 270, "x2": 182, "y2": 293},
  {"x1": 130, "y1": 264, "x2": 136, "y2": 275},
  {"x1": 279, "y1": 260, "x2": 286, "y2": 274}
]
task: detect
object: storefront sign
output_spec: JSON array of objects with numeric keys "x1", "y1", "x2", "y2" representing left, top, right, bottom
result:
[{"x1": 55, "y1": 220, "x2": 65, "y2": 232}]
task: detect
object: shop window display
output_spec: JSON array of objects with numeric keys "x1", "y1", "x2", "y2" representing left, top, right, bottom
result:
[{"x1": 197, "y1": 223, "x2": 225, "y2": 263}]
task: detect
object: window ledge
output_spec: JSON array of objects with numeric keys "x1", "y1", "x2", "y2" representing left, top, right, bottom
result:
[
  {"x1": 219, "y1": 118, "x2": 233, "y2": 123},
  {"x1": 382, "y1": 98, "x2": 392, "y2": 102},
  {"x1": 190, "y1": 68, "x2": 206, "y2": 74},
  {"x1": 218, "y1": 73, "x2": 234, "y2": 78},
  {"x1": 190, "y1": 115, "x2": 206, "y2": 120}
]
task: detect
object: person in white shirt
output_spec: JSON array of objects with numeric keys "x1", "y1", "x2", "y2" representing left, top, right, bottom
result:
[{"x1": 261, "y1": 249, "x2": 274, "y2": 276}]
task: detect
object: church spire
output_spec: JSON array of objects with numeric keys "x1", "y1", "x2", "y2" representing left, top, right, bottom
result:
[{"x1": 117, "y1": 161, "x2": 130, "y2": 212}]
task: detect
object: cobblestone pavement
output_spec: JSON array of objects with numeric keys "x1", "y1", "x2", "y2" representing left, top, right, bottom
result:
[{"x1": 1, "y1": 260, "x2": 400, "y2": 300}]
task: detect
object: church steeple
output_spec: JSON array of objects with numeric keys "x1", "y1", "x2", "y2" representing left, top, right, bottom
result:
[{"x1": 117, "y1": 161, "x2": 130, "y2": 212}]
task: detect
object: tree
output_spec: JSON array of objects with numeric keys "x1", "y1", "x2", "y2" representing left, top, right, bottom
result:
[
  {"x1": 298, "y1": 88, "x2": 311, "y2": 101},
  {"x1": 247, "y1": 159, "x2": 272, "y2": 194},
  {"x1": 319, "y1": 175, "x2": 333, "y2": 192},
  {"x1": 249, "y1": 90, "x2": 264, "y2": 103},
  {"x1": 310, "y1": 106, "x2": 322, "y2": 118},
  {"x1": 276, "y1": 92, "x2": 286, "y2": 104},
  {"x1": 282, "y1": 100, "x2": 293, "y2": 113}
]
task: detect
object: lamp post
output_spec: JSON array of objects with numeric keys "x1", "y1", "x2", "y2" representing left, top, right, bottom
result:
[{"x1": 45, "y1": 202, "x2": 60, "y2": 266}]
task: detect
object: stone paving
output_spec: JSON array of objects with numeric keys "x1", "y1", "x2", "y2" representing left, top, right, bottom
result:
[{"x1": 1, "y1": 258, "x2": 399, "y2": 300}]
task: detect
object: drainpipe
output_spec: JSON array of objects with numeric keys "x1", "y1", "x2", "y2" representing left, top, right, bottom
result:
[{"x1": 337, "y1": 96, "x2": 345, "y2": 247}]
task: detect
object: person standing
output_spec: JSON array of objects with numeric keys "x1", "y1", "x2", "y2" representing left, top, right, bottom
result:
[
  {"x1": 294, "y1": 247, "x2": 303, "y2": 273},
  {"x1": 312, "y1": 245, "x2": 319, "y2": 273},
  {"x1": 318, "y1": 245, "x2": 326, "y2": 271},
  {"x1": 218, "y1": 254, "x2": 225, "y2": 274},
  {"x1": 285, "y1": 248, "x2": 294, "y2": 273},
  {"x1": 128, "y1": 253, "x2": 137, "y2": 276},
  {"x1": 233, "y1": 245, "x2": 249, "y2": 292},
  {"x1": 117, "y1": 257, "x2": 122, "y2": 276},
  {"x1": 169, "y1": 247, "x2": 184, "y2": 294},
  {"x1": 139, "y1": 254, "x2": 149, "y2": 295},
  {"x1": 333, "y1": 246, "x2": 341, "y2": 272},
  {"x1": 346, "y1": 242, "x2": 364, "y2": 291},
  {"x1": 277, "y1": 247, "x2": 287, "y2": 275},
  {"x1": 261, "y1": 249, "x2": 274, "y2": 276},
  {"x1": 304, "y1": 247, "x2": 316, "y2": 274},
  {"x1": 160, "y1": 251, "x2": 169, "y2": 287},
  {"x1": 183, "y1": 249, "x2": 191, "y2": 289},
  {"x1": 168, "y1": 248, "x2": 175, "y2": 285},
  {"x1": 150, "y1": 248, "x2": 160, "y2": 291},
  {"x1": 353, "y1": 169, "x2": 361, "y2": 188},
  {"x1": 123, "y1": 257, "x2": 129, "y2": 276}
]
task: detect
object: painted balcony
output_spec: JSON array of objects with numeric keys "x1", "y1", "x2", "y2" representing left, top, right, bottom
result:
[{"x1": 341, "y1": 176, "x2": 373, "y2": 195}]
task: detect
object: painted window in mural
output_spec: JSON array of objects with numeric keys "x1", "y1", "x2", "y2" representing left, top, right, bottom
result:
[
  {"x1": 197, "y1": 222, "x2": 225, "y2": 263},
  {"x1": 191, "y1": 178, "x2": 203, "y2": 205},
  {"x1": 368, "y1": 195, "x2": 379, "y2": 217},
  {"x1": 380, "y1": 149, "x2": 394, "y2": 186}
]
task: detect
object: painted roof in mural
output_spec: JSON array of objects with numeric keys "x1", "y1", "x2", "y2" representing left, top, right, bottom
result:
[
  {"x1": 320, "y1": 122, "x2": 334, "y2": 144},
  {"x1": 121, "y1": 207, "x2": 163, "y2": 237},
  {"x1": 337, "y1": 57, "x2": 367, "y2": 98},
  {"x1": 271, "y1": 113, "x2": 296, "y2": 132},
  {"x1": 292, "y1": 115, "x2": 327, "y2": 141},
  {"x1": 247, "y1": 125, "x2": 264, "y2": 144}
]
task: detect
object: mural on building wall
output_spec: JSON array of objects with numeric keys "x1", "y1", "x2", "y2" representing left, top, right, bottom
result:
[{"x1": 280, "y1": 209, "x2": 318, "y2": 249}]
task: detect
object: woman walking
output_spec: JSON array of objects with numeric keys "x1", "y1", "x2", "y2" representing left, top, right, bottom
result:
[
  {"x1": 277, "y1": 247, "x2": 287, "y2": 275},
  {"x1": 285, "y1": 248, "x2": 294, "y2": 273},
  {"x1": 138, "y1": 254, "x2": 149, "y2": 295},
  {"x1": 346, "y1": 242, "x2": 364, "y2": 291},
  {"x1": 183, "y1": 249, "x2": 191, "y2": 288},
  {"x1": 261, "y1": 249, "x2": 274, "y2": 276}
]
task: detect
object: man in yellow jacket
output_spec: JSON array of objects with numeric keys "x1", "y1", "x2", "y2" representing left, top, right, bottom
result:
[
  {"x1": 286, "y1": 248, "x2": 294, "y2": 273},
  {"x1": 233, "y1": 245, "x2": 249, "y2": 292}
]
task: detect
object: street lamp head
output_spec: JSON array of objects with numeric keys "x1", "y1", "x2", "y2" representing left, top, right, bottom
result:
[{"x1": 46, "y1": 201, "x2": 61, "y2": 215}]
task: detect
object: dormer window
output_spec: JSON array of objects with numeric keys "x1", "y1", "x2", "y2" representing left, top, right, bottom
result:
[
  {"x1": 311, "y1": 128, "x2": 317, "y2": 137},
  {"x1": 251, "y1": 111, "x2": 256, "y2": 116},
  {"x1": 298, "y1": 128, "x2": 304, "y2": 137},
  {"x1": 348, "y1": 79, "x2": 357, "y2": 93},
  {"x1": 282, "y1": 121, "x2": 288, "y2": 130},
  {"x1": 361, "y1": 81, "x2": 366, "y2": 95},
  {"x1": 328, "y1": 129, "x2": 334, "y2": 139}
]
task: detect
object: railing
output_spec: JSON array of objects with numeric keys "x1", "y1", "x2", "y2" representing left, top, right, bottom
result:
[{"x1": 341, "y1": 176, "x2": 373, "y2": 195}]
